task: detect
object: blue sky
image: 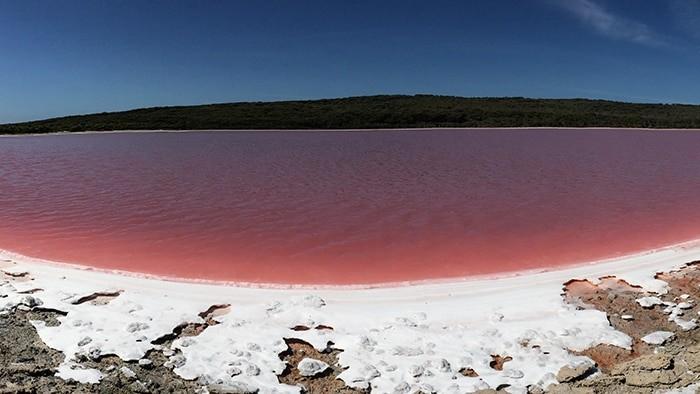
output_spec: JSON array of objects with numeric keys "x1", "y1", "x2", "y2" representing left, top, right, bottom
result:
[{"x1": 2, "y1": 0, "x2": 700, "y2": 123}]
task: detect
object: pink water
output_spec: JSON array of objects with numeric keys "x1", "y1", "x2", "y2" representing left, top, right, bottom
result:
[{"x1": 1, "y1": 129, "x2": 699, "y2": 285}]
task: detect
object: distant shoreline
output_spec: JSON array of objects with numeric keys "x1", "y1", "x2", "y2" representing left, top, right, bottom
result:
[
  {"x1": 3, "y1": 126, "x2": 700, "y2": 138},
  {"x1": 3, "y1": 96, "x2": 700, "y2": 135}
]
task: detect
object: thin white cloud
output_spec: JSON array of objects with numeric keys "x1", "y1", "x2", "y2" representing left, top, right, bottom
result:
[{"x1": 552, "y1": 0, "x2": 664, "y2": 47}]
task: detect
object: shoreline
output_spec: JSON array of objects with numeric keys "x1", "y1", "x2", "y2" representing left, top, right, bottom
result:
[
  {"x1": 2, "y1": 126, "x2": 700, "y2": 138},
  {"x1": 5, "y1": 238, "x2": 700, "y2": 297},
  {"x1": 2, "y1": 237, "x2": 700, "y2": 290}
]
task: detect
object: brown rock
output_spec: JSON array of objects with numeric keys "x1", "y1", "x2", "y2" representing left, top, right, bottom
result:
[
  {"x1": 624, "y1": 369, "x2": 680, "y2": 387},
  {"x1": 459, "y1": 367, "x2": 479, "y2": 377},
  {"x1": 683, "y1": 345, "x2": 700, "y2": 372},
  {"x1": 556, "y1": 361, "x2": 596, "y2": 383},
  {"x1": 610, "y1": 353, "x2": 672, "y2": 375},
  {"x1": 489, "y1": 354, "x2": 512, "y2": 371},
  {"x1": 609, "y1": 353, "x2": 680, "y2": 387},
  {"x1": 546, "y1": 385, "x2": 595, "y2": 394}
]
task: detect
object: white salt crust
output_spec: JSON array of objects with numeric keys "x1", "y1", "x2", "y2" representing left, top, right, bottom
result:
[{"x1": 2, "y1": 240, "x2": 700, "y2": 393}]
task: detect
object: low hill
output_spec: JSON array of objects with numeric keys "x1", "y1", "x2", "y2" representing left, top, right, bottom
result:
[{"x1": 2, "y1": 95, "x2": 700, "y2": 134}]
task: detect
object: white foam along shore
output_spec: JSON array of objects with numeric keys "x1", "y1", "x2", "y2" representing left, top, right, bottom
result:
[{"x1": 2, "y1": 241, "x2": 700, "y2": 393}]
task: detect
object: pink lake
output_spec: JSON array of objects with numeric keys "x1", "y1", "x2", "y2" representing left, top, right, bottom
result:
[{"x1": 1, "y1": 129, "x2": 699, "y2": 285}]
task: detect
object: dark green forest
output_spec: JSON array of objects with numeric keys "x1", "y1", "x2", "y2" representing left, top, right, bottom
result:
[{"x1": 3, "y1": 95, "x2": 700, "y2": 134}]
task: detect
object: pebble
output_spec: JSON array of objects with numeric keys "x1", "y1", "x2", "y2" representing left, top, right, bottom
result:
[
  {"x1": 138, "y1": 358, "x2": 153, "y2": 368},
  {"x1": 297, "y1": 358, "x2": 329, "y2": 377},
  {"x1": 636, "y1": 296, "x2": 663, "y2": 308},
  {"x1": 641, "y1": 331, "x2": 675, "y2": 345},
  {"x1": 437, "y1": 358, "x2": 452, "y2": 372},
  {"x1": 164, "y1": 355, "x2": 186, "y2": 369},
  {"x1": 119, "y1": 366, "x2": 137, "y2": 380}
]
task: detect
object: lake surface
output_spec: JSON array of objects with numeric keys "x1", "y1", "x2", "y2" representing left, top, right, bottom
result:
[{"x1": 1, "y1": 129, "x2": 699, "y2": 285}]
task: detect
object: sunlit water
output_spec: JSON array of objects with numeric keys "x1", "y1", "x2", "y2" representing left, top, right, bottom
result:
[{"x1": 1, "y1": 129, "x2": 699, "y2": 285}]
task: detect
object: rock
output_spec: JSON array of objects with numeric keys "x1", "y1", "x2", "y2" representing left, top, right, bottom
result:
[
  {"x1": 640, "y1": 331, "x2": 675, "y2": 345},
  {"x1": 120, "y1": 366, "x2": 137, "y2": 380},
  {"x1": 625, "y1": 369, "x2": 680, "y2": 387},
  {"x1": 77, "y1": 336, "x2": 92, "y2": 347},
  {"x1": 87, "y1": 346, "x2": 102, "y2": 360},
  {"x1": 245, "y1": 364, "x2": 260, "y2": 376},
  {"x1": 460, "y1": 367, "x2": 479, "y2": 377},
  {"x1": 296, "y1": 357, "x2": 329, "y2": 377},
  {"x1": 19, "y1": 295, "x2": 42, "y2": 308},
  {"x1": 436, "y1": 358, "x2": 452, "y2": 372},
  {"x1": 164, "y1": 354, "x2": 186, "y2": 369},
  {"x1": 138, "y1": 358, "x2": 153, "y2": 368},
  {"x1": 208, "y1": 382, "x2": 259, "y2": 393},
  {"x1": 528, "y1": 385, "x2": 545, "y2": 394},
  {"x1": 128, "y1": 380, "x2": 149, "y2": 393},
  {"x1": 678, "y1": 302, "x2": 693, "y2": 309},
  {"x1": 7, "y1": 362, "x2": 53, "y2": 375},
  {"x1": 546, "y1": 386, "x2": 596, "y2": 394},
  {"x1": 577, "y1": 374, "x2": 624, "y2": 387},
  {"x1": 226, "y1": 366, "x2": 242, "y2": 376},
  {"x1": 636, "y1": 296, "x2": 663, "y2": 308},
  {"x1": 556, "y1": 361, "x2": 596, "y2": 383},
  {"x1": 609, "y1": 352, "x2": 679, "y2": 386},
  {"x1": 683, "y1": 345, "x2": 700, "y2": 372},
  {"x1": 672, "y1": 318, "x2": 697, "y2": 331},
  {"x1": 610, "y1": 353, "x2": 672, "y2": 375},
  {"x1": 409, "y1": 364, "x2": 424, "y2": 377},
  {"x1": 611, "y1": 353, "x2": 680, "y2": 387},
  {"x1": 620, "y1": 314, "x2": 634, "y2": 321},
  {"x1": 360, "y1": 364, "x2": 380, "y2": 380}
]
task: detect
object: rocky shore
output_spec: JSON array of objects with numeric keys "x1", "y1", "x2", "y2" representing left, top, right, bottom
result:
[
  {"x1": 551, "y1": 262, "x2": 700, "y2": 394},
  {"x1": 1, "y1": 307, "x2": 367, "y2": 393}
]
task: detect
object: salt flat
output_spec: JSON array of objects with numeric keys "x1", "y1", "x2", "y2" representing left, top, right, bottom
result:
[{"x1": 3, "y1": 240, "x2": 700, "y2": 392}]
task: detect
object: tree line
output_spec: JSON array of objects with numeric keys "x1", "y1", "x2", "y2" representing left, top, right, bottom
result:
[{"x1": 2, "y1": 95, "x2": 700, "y2": 134}]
